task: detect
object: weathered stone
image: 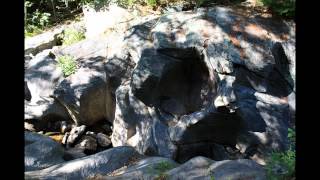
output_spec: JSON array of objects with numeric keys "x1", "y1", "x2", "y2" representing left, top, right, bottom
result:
[
  {"x1": 214, "y1": 74, "x2": 236, "y2": 108},
  {"x1": 53, "y1": 62, "x2": 107, "y2": 126},
  {"x1": 62, "y1": 132, "x2": 70, "y2": 145},
  {"x1": 97, "y1": 133, "x2": 112, "y2": 147},
  {"x1": 97, "y1": 156, "x2": 266, "y2": 180},
  {"x1": 25, "y1": 146, "x2": 142, "y2": 180},
  {"x1": 166, "y1": 156, "x2": 266, "y2": 180},
  {"x1": 86, "y1": 131, "x2": 97, "y2": 137},
  {"x1": 111, "y1": 85, "x2": 176, "y2": 159},
  {"x1": 104, "y1": 48, "x2": 136, "y2": 124},
  {"x1": 25, "y1": 81, "x2": 31, "y2": 101},
  {"x1": 53, "y1": 37, "x2": 109, "y2": 60},
  {"x1": 75, "y1": 135, "x2": 97, "y2": 154},
  {"x1": 25, "y1": 97, "x2": 70, "y2": 127},
  {"x1": 25, "y1": 131, "x2": 65, "y2": 171},
  {"x1": 59, "y1": 121, "x2": 71, "y2": 134},
  {"x1": 131, "y1": 48, "x2": 217, "y2": 113},
  {"x1": 25, "y1": 49, "x2": 70, "y2": 122},
  {"x1": 25, "y1": 49, "x2": 63, "y2": 101},
  {"x1": 151, "y1": 6, "x2": 294, "y2": 78},
  {"x1": 25, "y1": 27, "x2": 64, "y2": 55},
  {"x1": 169, "y1": 108, "x2": 242, "y2": 146},
  {"x1": 176, "y1": 142, "x2": 231, "y2": 163},
  {"x1": 100, "y1": 157, "x2": 179, "y2": 179},
  {"x1": 66, "y1": 125, "x2": 86, "y2": 146},
  {"x1": 83, "y1": 4, "x2": 134, "y2": 39},
  {"x1": 63, "y1": 147, "x2": 87, "y2": 161},
  {"x1": 111, "y1": 85, "x2": 157, "y2": 155}
]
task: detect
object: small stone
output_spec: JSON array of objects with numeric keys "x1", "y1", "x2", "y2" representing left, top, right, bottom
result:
[
  {"x1": 97, "y1": 133, "x2": 112, "y2": 147},
  {"x1": 86, "y1": 131, "x2": 97, "y2": 138},
  {"x1": 66, "y1": 125, "x2": 86, "y2": 146},
  {"x1": 101, "y1": 124, "x2": 113, "y2": 134},
  {"x1": 60, "y1": 121, "x2": 71, "y2": 134},
  {"x1": 25, "y1": 122, "x2": 36, "y2": 132},
  {"x1": 62, "y1": 132, "x2": 70, "y2": 145},
  {"x1": 75, "y1": 135, "x2": 97, "y2": 154}
]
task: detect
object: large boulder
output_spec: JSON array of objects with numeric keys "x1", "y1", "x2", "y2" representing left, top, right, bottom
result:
[
  {"x1": 131, "y1": 48, "x2": 217, "y2": 111},
  {"x1": 25, "y1": 131, "x2": 65, "y2": 171},
  {"x1": 25, "y1": 28, "x2": 64, "y2": 56},
  {"x1": 111, "y1": 84, "x2": 177, "y2": 159},
  {"x1": 166, "y1": 156, "x2": 266, "y2": 180},
  {"x1": 25, "y1": 146, "x2": 143, "y2": 180},
  {"x1": 52, "y1": 33, "x2": 135, "y2": 126},
  {"x1": 148, "y1": 6, "x2": 295, "y2": 163},
  {"x1": 93, "y1": 156, "x2": 265, "y2": 180},
  {"x1": 96, "y1": 157, "x2": 179, "y2": 179},
  {"x1": 83, "y1": 4, "x2": 134, "y2": 39},
  {"x1": 53, "y1": 57, "x2": 107, "y2": 126},
  {"x1": 25, "y1": 49, "x2": 70, "y2": 125}
]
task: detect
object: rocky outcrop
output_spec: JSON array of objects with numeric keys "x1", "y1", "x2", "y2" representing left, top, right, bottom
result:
[
  {"x1": 25, "y1": 4, "x2": 295, "y2": 176},
  {"x1": 94, "y1": 156, "x2": 265, "y2": 180},
  {"x1": 25, "y1": 146, "x2": 143, "y2": 180},
  {"x1": 166, "y1": 156, "x2": 266, "y2": 180},
  {"x1": 110, "y1": 6, "x2": 295, "y2": 164},
  {"x1": 25, "y1": 131, "x2": 65, "y2": 171},
  {"x1": 25, "y1": 28, "x2": 64, "y2": 56}
]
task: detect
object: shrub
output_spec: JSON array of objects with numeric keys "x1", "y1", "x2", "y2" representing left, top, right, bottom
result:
[
  {"x1": 265, "y1": 128, "x2": 296, "y2": 180},
  {"x1": 60, "y1": 28, "x2": 86, "y2": 46},
  {"x1": 260, "y1": 0, "x2": 295, "y2": 18},
  {"x1": 57, "y1": 55, "x2": 77, "y2": 77}
]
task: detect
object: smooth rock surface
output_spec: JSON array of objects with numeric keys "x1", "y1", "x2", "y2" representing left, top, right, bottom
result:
[{"x1": 25, "y1": 131, "x2": 65, "y2": 171}]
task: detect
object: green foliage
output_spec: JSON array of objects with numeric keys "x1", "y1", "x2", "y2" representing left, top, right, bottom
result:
[
  {"x1": 60, "y1": 28, "x2": 86, "y2": 45},
  {"x1": 288, "y1": 128, "x2": 295, "y2": 143},
  {"x1": 25, "y1": 7, "x2": 51, "y2": 37},
  {"x1": 260, "y1": 0, "x2": 295, "y2": 18},
  {"x1": 146, "y1": 0, "x2": 157, "y2": 6},
  {"x1": 265, "y1": 128, "x2": 296, "y2": 180},
  {"x1": 147, "y1": 161, "x2": 176, "y2": 179},
  {"x1": 57, "y1": 55, "x2": 77, "y2": 77},
  {"x1": 210, "y1": 175, "x2": 215, "y2": 180},
  {"x1": 195, "y1": 0, "x2": 206, "y2": 7},
  {"x1": 154, "y1": 161, "x2": 175, "y2": 172}
]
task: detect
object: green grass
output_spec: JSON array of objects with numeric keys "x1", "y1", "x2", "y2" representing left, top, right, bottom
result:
[
  {"x1": 60, "y1": 28, "x2": 85, "y2": 46},
  {"x1": 57, "y1": 55, "x2": 77, "y2": 77}
]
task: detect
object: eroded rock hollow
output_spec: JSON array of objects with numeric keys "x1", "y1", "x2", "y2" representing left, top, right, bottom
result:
[{"x1": 25, "y1": 6, "x2": 295, "y2": 174}]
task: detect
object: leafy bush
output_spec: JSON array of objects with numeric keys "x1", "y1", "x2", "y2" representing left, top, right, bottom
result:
[
  {"x1": 265, "y1": 128, "x2": 296, "y2": 180},
  {"x1": 260, "y1": 0, "x2": 295, "y2": 18},
  {"x1": 146, "y1": 0, "x2": 157, "y2": 6},
  {"x1": 25, "y1": 8, "x2": 51, "y2": 36},
  {"x1": 57, "y1": 55, "x2": 77, "y2": 77},
  {"x1": 60, "y1": 28, "x2": 86, "y2": 45}
]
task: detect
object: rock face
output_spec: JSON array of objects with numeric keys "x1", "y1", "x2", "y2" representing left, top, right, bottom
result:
[
  {"x1": 83, "y1": 4, "x2": 134, "y2": 39},
  {"x1": 75, "y1": 135, "x2": 98, "y2": 154},
  {"x1": 25, "y1": 49, "x2": 69, "y2": 122},
  {"x1": 25, "y1": 28, "x2": 64, "y2": 55},
  {"x1": 166, "y1": 156, "x2": 266, "y2": 180},
  {"x1": 96, "y1": 156, "x2": 265, "y2": 180},
  {"x1": 97, "y1": 133, "x2": 112, "y2": 147},
  {"x1": 25, "y1": 5, "x2": 295, "y2": 176},
  {"x1": 25, "y1": 131, "x2": 65, "y2": 171},
  {"x1": 100, "y1": 157, "x2": 179, "y2": 179},
  {"x1": 25, "y1": 146, "x2": 142, "y2": 180},
  {"x1": 66, "y1": 125, "x2": 87, "y2": 146},
  {"x1": 109, "y1": 6, "x2": 295, "y2": 164}
]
